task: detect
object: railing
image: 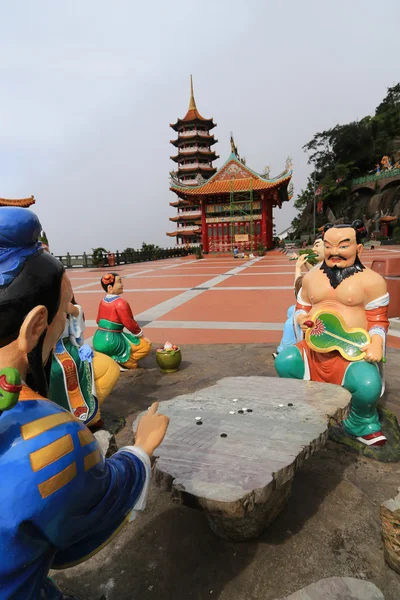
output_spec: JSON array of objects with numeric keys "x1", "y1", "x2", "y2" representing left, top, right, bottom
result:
[
  {"x1": 179, "y1": 146, "x2": 213, "y2": 154},
  {"x1": 178, "y1": 162, "x2": 213, "y2": 170},
  {"x1": 352, "y1": 168, "x2": 400, "y2": 186},
  {"x1": 177, "y1": 210, "x2": 202, "y2": 217},
  {"x1": 55, "y1": 247, "x2": 195, "y2": 269},
  {"x1": 179, "y1": 130, "x2": 211, "y2": 138}
]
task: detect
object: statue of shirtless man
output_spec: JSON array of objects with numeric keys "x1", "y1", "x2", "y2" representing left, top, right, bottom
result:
[{"x1": 275, "y1": 221, "x2": 389, "y2": 447}]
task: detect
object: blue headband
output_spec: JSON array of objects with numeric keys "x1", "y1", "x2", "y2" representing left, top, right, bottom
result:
[{"x1": 0, "y1": 207, "x2": 43, "y2": 287}]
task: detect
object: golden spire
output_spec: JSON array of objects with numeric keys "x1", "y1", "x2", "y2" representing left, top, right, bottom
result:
[{"x1": 188, "y1": 74, "x2": 197, "y2": 111}]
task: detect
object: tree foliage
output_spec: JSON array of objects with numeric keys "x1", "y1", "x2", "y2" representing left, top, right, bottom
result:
[{"x1": 291, "y1": 83, "x2": 400, "y2": 231}]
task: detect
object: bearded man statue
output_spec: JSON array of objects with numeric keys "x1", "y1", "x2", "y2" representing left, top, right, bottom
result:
[{"x1": 275, "y1": 220, "x2": 389, "y2": 447}]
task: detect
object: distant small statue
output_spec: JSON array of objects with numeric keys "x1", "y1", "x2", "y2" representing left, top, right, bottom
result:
[
  {"x1": 285, "y1": 156, "x2": 293, "y2": 171},
  {"x1": 262, "y1": 165, "x2": 271, "y2": 178},
  {"x1": 230, "y1": 134, "x2": 238, "y2": 156},
  {"x1": 374, "y1": 210, "x2": 381, "y2": 233},
  {"x1": 381, "y1": 156, "x2": 392, "y2": 171}
]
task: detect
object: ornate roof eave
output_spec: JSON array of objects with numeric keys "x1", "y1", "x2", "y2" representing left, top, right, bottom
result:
[
  {"x1": 170, "y1": 152, "x2": 293, "y2": 197},
  {"x1": 170, "y1": 134, "x2": 218, "y2": 147},
  {"x1": 0, "y1": 195, "x2": 35, "y2": 207},
  {"x1": 166, "y1": 229, "x2": 201, "y2": 237},
  {"x1": 170, "y1": 172, "x2": 209, "y2": 188},
  {"x1": 169, "y1": 199, "x2": 191, "y2": 207},
  {"x1": 380, "y1": 215, "x2": 397, "y2": 222},
  {"x1": 170, "y1": 116, "x2": 216, "y2": 131}
]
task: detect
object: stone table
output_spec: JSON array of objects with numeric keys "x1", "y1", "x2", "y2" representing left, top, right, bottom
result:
[{"x1": 135, "y1": 376, "x2": 351, "y2": 541}]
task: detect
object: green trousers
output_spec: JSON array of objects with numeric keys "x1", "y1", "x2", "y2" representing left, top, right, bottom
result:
[{"x1": 275, "y1": 346, "x2": 382, "y2": 437}]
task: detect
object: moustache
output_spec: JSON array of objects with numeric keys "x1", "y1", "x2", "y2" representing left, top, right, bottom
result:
[{"x1": 328, "y1": 255, "x2": 347, "y2": 261}]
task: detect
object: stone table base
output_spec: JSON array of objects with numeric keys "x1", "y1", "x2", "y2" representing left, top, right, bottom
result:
[
  {"x1": 381, "y1": 486, "x2": 400, "y2": 574},
  {"x1": 274, "y1": 577, "x2": 384, "y2": 600},
  {"x1": 135, "y1": 376, "x2": 351, "y2": 541}
]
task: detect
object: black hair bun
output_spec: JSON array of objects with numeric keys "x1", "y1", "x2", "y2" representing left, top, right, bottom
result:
[{"x1": 352, "y1": 219, "x2": 363, "y2": 230}]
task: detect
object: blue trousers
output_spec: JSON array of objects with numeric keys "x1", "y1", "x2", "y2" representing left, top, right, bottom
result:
[{"x1": 277, "y1": 305, "x2": 296, "y2": 353}]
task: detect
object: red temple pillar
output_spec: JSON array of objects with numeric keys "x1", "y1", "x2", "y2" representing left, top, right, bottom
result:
[
  {"x1": 261, "y1": 195, "x2": 268, "y2": 247},
  {"x1": 266, "y1": 201, "x2": 273, "y2": 249},
  {"x1": 201, "y1": 198, "x2": 209, "y2": 252}
]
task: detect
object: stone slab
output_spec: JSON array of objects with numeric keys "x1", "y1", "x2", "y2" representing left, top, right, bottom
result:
[
  {"x1": 381, "y1": 486, "x2": 400, "y2": 574},
  {"x1": 134, "y1": 376, "x2": 351, "y2": 540},
  {"x1": 275, "y1": 577, "x2": 384, "y2": 600}
]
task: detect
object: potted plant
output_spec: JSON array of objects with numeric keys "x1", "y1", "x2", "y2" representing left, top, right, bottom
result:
[
  {"x1": 92, "y1": 247, "x2": 107, "y2": 268},
  {"x1": 257, "y1": 243, "x2": 265, "y2": 257},
  {"x1": 156, "y1": 342, "x2": 182, "y2": 373}
]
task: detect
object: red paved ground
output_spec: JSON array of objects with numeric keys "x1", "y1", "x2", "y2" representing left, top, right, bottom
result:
[{"x1": 70, "y1": 248, "x2": 400, "y2": 348}]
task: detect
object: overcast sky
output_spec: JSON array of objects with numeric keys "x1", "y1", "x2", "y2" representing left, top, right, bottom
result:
[{"x1": 2, "y1": 0, "x2": 399, "y2": 254}]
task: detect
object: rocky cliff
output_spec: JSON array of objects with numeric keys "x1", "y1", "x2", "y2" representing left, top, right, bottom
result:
[{"x1": 296, "y1": 184, "x2": 400, "y2": 236}]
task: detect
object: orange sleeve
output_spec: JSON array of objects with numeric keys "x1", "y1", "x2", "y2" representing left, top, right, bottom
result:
[
  {"x1": 366, "y1": 305, "x2": 389, "y2": 332},
  {"x1": 295, "y1": 300, "x2": 312, "y2": 313}
]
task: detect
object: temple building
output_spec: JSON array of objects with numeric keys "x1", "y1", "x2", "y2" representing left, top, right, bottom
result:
[
  {"x1": 168, "y1": 84, "x2": 293, "y2": 251},
  {"x1": 0, "y1": 196, "x2": 35, "y2": 207},
  {"x1": 168, "y1": 77, "x2": 219, "y2": 246},
  {"x1": 168, "y1": 80, "x2": 292, "y2": 251}
]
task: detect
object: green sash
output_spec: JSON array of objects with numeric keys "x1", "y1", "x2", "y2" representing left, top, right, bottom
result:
[{"x1": 49, "y1": 338, "x2": 98, "y2": 424}]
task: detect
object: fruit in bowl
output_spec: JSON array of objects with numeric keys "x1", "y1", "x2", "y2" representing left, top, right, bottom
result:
[{"x1": 156, "y1": 341, "x2": 182, "y2": 373}]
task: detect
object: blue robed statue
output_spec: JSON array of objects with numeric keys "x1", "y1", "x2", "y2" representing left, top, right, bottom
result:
[{"x1": 0, "y1": 207, "x2": 169, "y2": 599}]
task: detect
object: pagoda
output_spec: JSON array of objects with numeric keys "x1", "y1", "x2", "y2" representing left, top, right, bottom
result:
[
  {"x1": 0, "y1": 196, "x2": 35, "y2": 207},
  {"x1": 168, "y1": 76, "x2": 219, "y2": 246},
  {"x1": 168, "y1": 136, "x2": 293, "y2": 252}
]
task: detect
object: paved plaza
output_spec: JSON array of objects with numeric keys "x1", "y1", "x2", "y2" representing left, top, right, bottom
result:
[{"x1": 70, "y1": 247, "x2": 400, "y2": 349}]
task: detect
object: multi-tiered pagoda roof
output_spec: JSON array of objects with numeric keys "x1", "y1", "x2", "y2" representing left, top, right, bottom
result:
[{"x1": 168, "y1": 77, "x2": 219, "y2": 245}]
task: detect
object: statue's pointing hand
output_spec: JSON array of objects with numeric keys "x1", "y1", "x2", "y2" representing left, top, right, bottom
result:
[{"x1": 134, "y1": 402, "x2": 170, "y2": 457}]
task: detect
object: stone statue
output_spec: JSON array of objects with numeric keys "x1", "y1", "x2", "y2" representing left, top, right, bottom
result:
[
  {"x1": 275, "y1": 221, "x2": 389, "y2": 447},
  {"x1": 285, "y1": 156, "x2": 293, "y2": 171},
  {"x1": 49, "y1": 299, "x2": 120, "y2": 428},
  {"x1": 374, "y1": 210, "x2": 381, "y2": 233},
  {"x1": 263, "y1": 165, "x2": 271, "y2": 178},
  {"x1": 93, "y1": 273, "x2": 152, "y2": 369},
  {"x1": 0, "y1": 207, "x2": 169, "y2": 598}
]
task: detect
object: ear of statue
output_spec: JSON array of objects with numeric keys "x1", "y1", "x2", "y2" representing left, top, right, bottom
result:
[
  {"x1": 107, "y1": 284, "x2": 113, "y2": 294},
  {"x1": 357, "y1": 243, "x2": 364, "y2": 257},
  {"x1": 18, "y1": 306, "x2": 49, "y2": 354}
]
